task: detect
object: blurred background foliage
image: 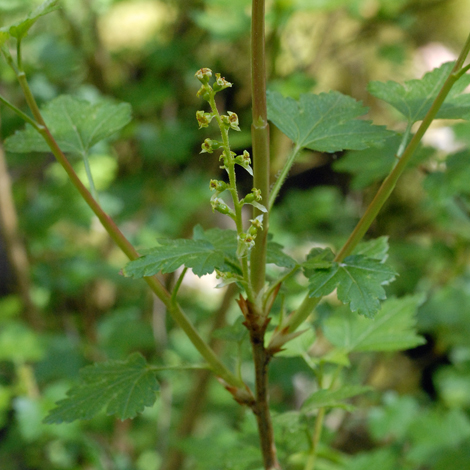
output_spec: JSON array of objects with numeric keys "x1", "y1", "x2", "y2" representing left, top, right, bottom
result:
[{"x1": 1, "y1": 0, "x2": 470, "y2": 468}]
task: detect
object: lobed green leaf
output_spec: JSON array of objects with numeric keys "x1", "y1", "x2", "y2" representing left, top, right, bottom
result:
[
  {"x1": 123, "y1": 225, "x2": 296, "y2": 279},
  {"x1": 323, "y1": 294, "x2": 426, "y2": 353},
  {"x1": 43, "y1": 353, "x2": 159, "y2": 423},
  {"x1": 4, "y1": 95, "x2": 132, "y2": 157},
  {"x1": 304, "y1": 250, "x2": 397, "y2": 318},
  {"x1": 368, "y1": 62, "x2": 470, "y2": 124},
  {"x1": 267, "y1": 90, "x2": 391, "y2": 152}
]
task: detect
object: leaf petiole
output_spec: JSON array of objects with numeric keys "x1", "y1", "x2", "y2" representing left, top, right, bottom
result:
[
  {"x1": 268, "y1": 144, "x2": 302, "y2": 212},
  {"x1": 82, "y1": 153, "x2": 99, "y2": 202},
  {"x1": 0, "y1": 94, "x2": 42, "y2": 131},
  {"x1": 171, "y1": 267, "x2": 188, "y2": 305}
]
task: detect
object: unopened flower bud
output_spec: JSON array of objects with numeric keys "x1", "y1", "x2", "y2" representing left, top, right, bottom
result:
[
  {"x1": 211, "y1": 198, "x2": 234, "y2": 217},
  {"x1": 242, "y1": 193, "x2": 256, "y2": 204},
  {"x1": 248, "y1": 225, "x2": 259, "y2": 236},
  {"x1": 196, "y1": 86, "x2": 212, "y2": 101},
  {"x1": 195, "y1": 68, "x2": 212, "y2": 84},
  {"x1": 209, "y1": 179, "x2": 227, "y2": 192},
  {"x1": 201, "y1": 138, "x2": 221, "y2": 154}
]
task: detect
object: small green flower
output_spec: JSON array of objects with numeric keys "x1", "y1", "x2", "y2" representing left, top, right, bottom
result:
[
  {"x1": 234, "y1": 151, "x2": 253, "y2": 175},
  {"x1": 251, "y1": 188, "x2": 262, "y2": 201},
  {"x1": 213, "y1": 73, "x2": 233, "y2": 91},
  {"x1": 227, "y1": 111, "x2": 240, "y2": 131},
  {"x1": 250, "y1": 215, "x2": 264, "y2": 230},
  {"x1": 195, "y1": 68, "x2": 212, "y2": 84},
  {"x1": 196, "y1": 110, "x2": 213, "y2": 129}
]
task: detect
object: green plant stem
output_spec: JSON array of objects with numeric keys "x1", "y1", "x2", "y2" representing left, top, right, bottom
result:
[
  {"x1": 283, "y1": 32, "x2": 470, "y2": 334},
  {"x1": 268, "y1": 144, "x2": 301, "y2": 211},
  {"x1": 171, "y1": 267, "x2": 188, "y2": 305},
  {"x1": 304, "y1": 407, "x2": 325, "y2": 470},
  {"x1": 13, "y1": 71, "x2": 243, "y2": 390},
  {"x1": 82, "y1": 153, "x2": 99, "y2": 202},
  {"x1": 304, "y1": 365, "x2": 342, "y2": 470},
  {"x1": 250, "y1": 0, "x2": 270, "y2": 297},
  {"x1": 16, "y1": 39, "x2": 23, "y2": 72}
]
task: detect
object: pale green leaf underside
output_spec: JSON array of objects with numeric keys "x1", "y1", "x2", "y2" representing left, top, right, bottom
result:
[
  {"x1": 4, "y1": 95, "x2": 132, "y2": 157},
  {"x1": 44, "y1": 353, "x2": 159, "y2": 423},
  {"x1": 301, "y1": 385, "x2": 372, "y2": 413},
  {"x1": 425, "y1": 149, "x2": 470, "y2": 200},
  {"x1": 368, "y1": 61, "x2": 470, "y2": 124},
  {"x1": 267, "y1": 90, "x2": 391, "y2": 152},
  {"x1": 1, "y1": 0, "x2": 60, "y2": 41},
  {"x1": 323, "y1": 294, "x2": 426, "y2": 353},
  {"x1": 353, "y1": 236, "x2": 389, "y2": 262},
  {"x1": 123, "y1": 225, "x2": 296, "y2": 279},
  {"x1": 334, "y1": 134, "x2": 433, "y2": 189},
  {"x1": 305, "y1": 252, "x2": 397, "y2": 318}
]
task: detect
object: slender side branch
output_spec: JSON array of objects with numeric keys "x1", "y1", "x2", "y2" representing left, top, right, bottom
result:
[{"x1": 250, "y1": 0, "x2": 270, "y2": 297}]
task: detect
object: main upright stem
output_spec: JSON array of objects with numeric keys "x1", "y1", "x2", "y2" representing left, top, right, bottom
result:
[
  {"x1": 249, "y1": 2, "x2": 281, "y2": 467},
  {"x1": 250, "y1": 0, "x2": 270, "y2": 297}
]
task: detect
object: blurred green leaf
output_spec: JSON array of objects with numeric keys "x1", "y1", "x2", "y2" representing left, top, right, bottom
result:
[
  {"x1": 368, "y1": 62, "x2": 470, "y2": 123},
  {"x1": 418, "y1": 281, "x2": 470, "y2": 348},
  {"x1": 407, "y1": 408, "x2": 470, "y2": 464},
  {"x1": 3, "y1": 0, "x2": 59, "y2": 41},
  {"x1": 0, "y1": 322, "x2": 44, "y2": 362},
  {"x1": 368, "y1": 392, "x2": 420, "y2": 441},
  {"x1": 267, "y1": 90, "x2": 391, "y2": 152},
  {"x1": 323, "y1": 295, "x2": 426, "y2": 352},
  {"x1": 425, "y1": 150, "x2": 470, "y2": 200},
  {"x1": 44, "y1": 353, "x2": 159, "y2": 423},
  {"x1": 5, "y1": 95, "x2": 131, "y2": 157},
  {"x1": 334, "y1": 134, "x2": 433, "y2": 189},
  {"x1": 304, "y1": 251, "x2": 397, "y2": 318},
  {"x1": 212, "y1": 317, "x2": 248, "y2": 343},
  {"x1": 266, "y1": 238, "x2": 297, "y2": 269},
  {"x1": 434, "y1": 365, "x2": 470, "y2": 408},
  {"x1": 344, "y1": 448, "x2": 398, "y2": 470},
  {"x1": 276, "y1": 327, "x2": 316, "y2": 358},
  {"x1": 301, "y1": 385, "x2": 372, "y2": 412}
]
